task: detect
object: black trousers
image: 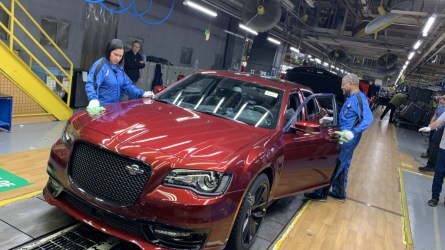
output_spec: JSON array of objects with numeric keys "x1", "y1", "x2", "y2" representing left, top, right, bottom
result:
[
  {"x1": 427, "y1": 127, "x2": 445, "y2": 169},
  {"x1": 380, "y1": 103, "x2": 396, "y2": 122}
]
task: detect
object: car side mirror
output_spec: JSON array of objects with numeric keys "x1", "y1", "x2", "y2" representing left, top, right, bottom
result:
[
  {"x1": 294, "y1": 121, "x2": 321, "y2": 133},
  {"x1": 153, "y1": 86, "x2": 167, "y2": 94}
]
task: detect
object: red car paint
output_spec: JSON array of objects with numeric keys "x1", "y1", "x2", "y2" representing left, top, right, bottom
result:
[{"x1": 44, "y1": 71, "x2": 340, "y2": 249}]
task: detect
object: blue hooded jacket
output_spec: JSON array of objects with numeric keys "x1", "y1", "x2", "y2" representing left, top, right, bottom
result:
[{"x1": 85, "y1": 58, "x2": 144, "y2": 105}]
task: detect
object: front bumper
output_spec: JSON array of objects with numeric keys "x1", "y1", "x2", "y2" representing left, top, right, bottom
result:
[{"x1": 44, "y1": 178, "x2": 243, "y2": 250}]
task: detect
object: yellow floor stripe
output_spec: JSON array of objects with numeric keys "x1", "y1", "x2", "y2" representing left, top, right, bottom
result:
[
  {"x1": 401, "y1": 162, "x2": 413, "y2": 169},
  {"x1": 0, "y1": 190, "x2": 42, "y2": 207},
  {"x1": 433, "y1": 207, "x2": 442, "y2": 250},
  {"x1": 272, "y1": 200, "x2": 311, "y2": 250},
  {"x1": 402, "y1": 168, "x2": 434, "y2": 178},
  {"x1": 398, "y1": 168, "x2": 414, "y2": 249}
]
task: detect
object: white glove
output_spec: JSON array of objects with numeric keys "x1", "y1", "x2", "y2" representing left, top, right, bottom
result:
[
  {"x1": 143, "y1": 91, "x2": 155, "y2": 98},
  {"x1": 319, "y1": 115, "x2": 334, "y2": 125},
  {"x1": 419, "y1": 127, "x2": 431, "y2": 133},
  {"x1": 87, "y1": 99, "x2": 100, "y2": 108}
]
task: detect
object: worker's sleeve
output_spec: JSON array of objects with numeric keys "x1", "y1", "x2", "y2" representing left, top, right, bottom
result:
[
  {"x1": 85, "y1": 60, "x2": 105, "y2": 101},
  {"x1": 137, "y1": 54, "x2": 146, "y2": 69},
  {"x1": 352, "y1": 95, "x2": 374, "y2": 136},
  {"x1": 437, "y1": 112, "x2": 445, "y2": 123},
  {"x1": 122, "y1": 73, "x2": 143, "y2": 99}
]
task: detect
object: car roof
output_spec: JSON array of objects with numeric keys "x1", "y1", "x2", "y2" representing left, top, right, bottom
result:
[{"x1": 197, "y1": 70, "x2": 310, "y2": 92}]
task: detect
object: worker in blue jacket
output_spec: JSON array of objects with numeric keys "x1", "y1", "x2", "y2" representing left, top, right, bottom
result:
[
  {"x1": 305, "y1": 73, "x2": 374, "y2": 202},
  {"x1": 85, "y1": 39, "x2": 154, "y2": 112}
]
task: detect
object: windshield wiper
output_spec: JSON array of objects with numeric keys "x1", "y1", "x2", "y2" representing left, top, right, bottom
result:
[
  {"x1": 154, "y1": 99, "x2": 171, "y2": 105},
  {"x1": 196, "y1": 110, "x2": 247, "y2": 124}
]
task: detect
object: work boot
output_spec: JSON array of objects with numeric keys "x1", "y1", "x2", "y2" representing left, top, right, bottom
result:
[
  {"x1": 418, "y1": 166, "x2": 435, "y2": 172},
  {"x1": 428, "y1": 196, "x2": 439, "y2": 207},
  {"x1": 303, "y1": 192, "x2": 327, "y2": 202},
  {"x1": 328, "y1": 192, "x2": 346, "y2": 203},
  {"x1": 421, "y1": 152, "x2": 429, "y2": 158}
]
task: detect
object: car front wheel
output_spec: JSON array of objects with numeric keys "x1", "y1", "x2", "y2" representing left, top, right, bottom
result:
[{"x1": 226, "y1": 173, "x2": 270, "y2": 249}]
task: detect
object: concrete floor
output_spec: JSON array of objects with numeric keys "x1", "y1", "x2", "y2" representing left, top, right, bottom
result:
[
  {"x1": 403, "y1": 171, "x2": 445, "y2": 250},
  {"x1": 0, "y1": 121, "x2": 66, "y2": 155}
]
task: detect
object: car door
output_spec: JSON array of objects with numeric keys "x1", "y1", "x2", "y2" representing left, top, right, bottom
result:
[{"x1": 274, "y1": 93, "x2": 340, "y2": 198}]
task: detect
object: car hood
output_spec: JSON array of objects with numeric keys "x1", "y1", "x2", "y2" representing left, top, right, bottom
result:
[{"x1": 79, "y1": 99, "x2": 270, "y2": 162}]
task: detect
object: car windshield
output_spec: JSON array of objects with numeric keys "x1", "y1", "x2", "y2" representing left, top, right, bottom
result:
[{"x1": 156, "y1": 74, "x2": 283, "y2": 129}]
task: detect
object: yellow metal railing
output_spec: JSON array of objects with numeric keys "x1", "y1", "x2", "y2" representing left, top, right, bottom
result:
[{"x1": 0, "y1": 0, "x2": 73, "y2": 107}]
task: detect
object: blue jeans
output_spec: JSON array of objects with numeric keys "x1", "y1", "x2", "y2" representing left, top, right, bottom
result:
[
  {"x1": 315, "y1": 133, "x2": 362, "y2": 198},
  {"x1": 432, "y1": 148, "x2": 445, "y2": 197}
]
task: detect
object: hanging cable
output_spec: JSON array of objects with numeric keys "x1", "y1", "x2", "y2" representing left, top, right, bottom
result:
[
  {"x1": 83, "y1": 0, "x2": 175, "y2": 25},
  {"x1": 123, "y1": 0, "x2": 153, "y2": 17},
  {"x1": 137, "y1": 0, "x2": 175, "y2": 25}
]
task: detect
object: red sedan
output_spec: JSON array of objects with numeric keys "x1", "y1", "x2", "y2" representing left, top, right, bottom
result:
[{"x1": 44, "y1": 71, "x2": 340, "y2": 250}]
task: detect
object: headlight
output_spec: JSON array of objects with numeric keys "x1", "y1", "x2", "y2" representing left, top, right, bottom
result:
[
  {"x1": 163, "y1": 169, "x2": 231, "y2": 196},
  {"x1": 61, "y1": 122, "x2": 78, "y2": 146}
]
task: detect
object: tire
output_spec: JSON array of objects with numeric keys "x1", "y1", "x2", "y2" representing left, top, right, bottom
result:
[{"x1": 226, "y1": 174, "x2": 270, "y2": 250}]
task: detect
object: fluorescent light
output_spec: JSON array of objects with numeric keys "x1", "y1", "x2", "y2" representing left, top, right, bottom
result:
[
  {"x1": 315, "y1": 58, "x2": 321, "y2": 63},
  {"x1": 341, "y1": 69, "x2": 344, "y2": 73},
  {"x1": 413, "y1": 40, "x2": 422, "y2": 50},
  {"x1": 184, "y1": 0, "x2": 217, "y2": 17},
  {"x1": 309, "y1": 58, "x2": 315, "y2": 61},
  {"x1": 408, "y1": 51, "x2": 415, "y2": 60},
  {"x1": 290, "y1": 46, "x2": 299, "y2": 53},
  {"x1": 330, "y1": 65, "x2": 335, "y2": 68},
  {"x1": 422, "y1": 14, "x2": 437, "y2": 37},
  {"x1": 405, "y1": 60, "x2": 410, "y2": 65},
  {"x1": 308, "y1": 55, "x2": 312, "y2": 58},
  {"x1": 403, "y1": 65, "x2": 407, "y2": 70},
  {"x1": 239, "y1": 24, "x2": 258, "y2": 35},
  {"x1": 323, "y1": 62, "x2": 329, "y2": 66},
  {"x1": 267, "y1": 37, "x2": 281, "y2": 45},
  {"x1": 335, "y1": 67, "x2": 339, "y2": 70}
]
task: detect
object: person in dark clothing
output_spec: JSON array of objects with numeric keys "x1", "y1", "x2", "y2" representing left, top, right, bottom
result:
[
  {"x1": 124, "y1": 40, "x2": 145, "y2": 84},
  {"x1": 419, "y1": 96, "x2": 445, "y2": 172},
  {"x1": 380, "y1": 92, "x2": 409, "y2": 123},
  {"x1": 419, "y1": 113, "x2": 445, "y2": 207}
]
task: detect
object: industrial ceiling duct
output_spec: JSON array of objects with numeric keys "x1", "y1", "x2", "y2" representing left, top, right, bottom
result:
[
  {"x1": 241, "y1": 0, "x2": 283, "y2": 32},
  {"x1": 377, "y1": 52, "x2": 398, "y2": 69},
  {"x1": 377, "y1": 65, "x2": 398, "y2": 76},
  {"x1": 328, "y1": 49, "x2": 347, "y2": 63},
  {"x1": 364, "y1": 1, "x2": 413, "y2": 34}
]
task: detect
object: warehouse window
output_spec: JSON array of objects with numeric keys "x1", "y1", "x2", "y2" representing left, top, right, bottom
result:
[{"x1": 0, "y1": 9, "x2": 8, "y2": 40}]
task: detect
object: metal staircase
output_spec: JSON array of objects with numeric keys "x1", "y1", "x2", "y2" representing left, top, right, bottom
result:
[{"x1": 0, "y1": 0, "x2": 73, "y2": 121}]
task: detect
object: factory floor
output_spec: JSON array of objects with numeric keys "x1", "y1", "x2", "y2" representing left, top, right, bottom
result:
[{"x1": 0, "y1": 110, "x2": 442, "y2": 249}]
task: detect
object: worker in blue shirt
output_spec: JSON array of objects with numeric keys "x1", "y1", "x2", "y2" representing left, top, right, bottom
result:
[
  {"x1": 85, "y1": 39, "x2": 154, "y2": 113},
  {"x1": 305, "y1": 73, "x2": 374, "y2": 202}
]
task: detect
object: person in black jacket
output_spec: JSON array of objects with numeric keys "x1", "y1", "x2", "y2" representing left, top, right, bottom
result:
[{"x1": 124, "y1": 40, "x2": 146, "y2": 84}]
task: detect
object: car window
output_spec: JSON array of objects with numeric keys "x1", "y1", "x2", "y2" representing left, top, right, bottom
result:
[
  {"x1": 157, "y1": 74, "x2": 283, "y2": 129},
  {"x1": 284, "y1": 93, "x2": 301, "y2": 125},
  {"x1": 302, "y1": 90, "x2": 319, "y2": 117}
]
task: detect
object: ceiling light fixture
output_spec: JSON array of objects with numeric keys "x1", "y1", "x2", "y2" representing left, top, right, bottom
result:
[
  {"x1": 335, "y1": 67, "x2": 339, "y2": 70},
  {"x1": 290, "y1": 46, "x2": 299, "y2": 53},
  {"x1": 422, "y1": 14, "x2": 437, "y2": 37},
  {"x1": 323, "y1": 62, "x2": 329, "y2": 66},
  {"x1": 184, "y1": 0, "x2": 217, "y2": 17},
  {"x1": 267, "y1": 37, "x2": 281, "y2": 45},
  {"x1": 239, "y1": 24, "x2": 258, "y2": 35},
  {"x1": 403, "y1": 65, "x2": 407, "y2": 70},
  {"x1": 405, "y1": 60, "x2": 410, "y2": 65},
  {"x1": 413, "y1": 40, "x2": 422, "y2": 50},
  {"x1": 408, "y1": 51, "x2": 415, "y2": 60},
  {"x1": 330, "y1": 65, "x2": 335, "y2": 68},
  {"x1": 308, "y1": 55, "x2": 312, "y2": 58}
]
